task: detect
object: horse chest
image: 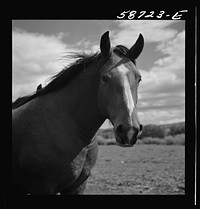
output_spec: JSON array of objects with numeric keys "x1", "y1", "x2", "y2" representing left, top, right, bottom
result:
[
  {"x1": 60, "y1": 139, "x2": 98, "y2": 193},
  {"x1": 69, "y1": 147, "x2": 88, "y2": 178}
]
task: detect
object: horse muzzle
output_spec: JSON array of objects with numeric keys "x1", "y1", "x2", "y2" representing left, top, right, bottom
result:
[{"x1": 115, "y1": 124, "x2": 143, "y2": 147}]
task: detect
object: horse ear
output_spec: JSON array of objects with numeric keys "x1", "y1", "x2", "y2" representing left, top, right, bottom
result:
[
  {"x1": 37, "y1": 84, "x2": 42, "y2": 91},
  {"x1": 127, "y1": 33, "x2": 144, "y2": 60},
  {"x1": 100, "y1": 31, "x2": 111, "y2": 58}
]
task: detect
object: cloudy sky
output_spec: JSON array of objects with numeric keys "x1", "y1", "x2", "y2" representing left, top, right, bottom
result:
[{"x1": 12, "y1": 20, "x2": 185, "y2": 128}]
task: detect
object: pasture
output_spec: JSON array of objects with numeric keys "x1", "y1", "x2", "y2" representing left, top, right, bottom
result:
[{"x1": 84, "y1": 144, "x2": 185, "y2": 194}]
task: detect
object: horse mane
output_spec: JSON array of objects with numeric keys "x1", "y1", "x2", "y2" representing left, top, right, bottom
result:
[
  {"x1": 12, "y1": 45, "x2": 133, "y2": 109},
  {"x1": 113, "y1": 45, "x2": 136, "y2": 64}
]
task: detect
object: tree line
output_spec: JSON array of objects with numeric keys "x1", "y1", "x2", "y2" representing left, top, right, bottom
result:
[
  {"x1": 97, "y1": 122, "x2": 185, "y2": 139},
  {"x1": 138, "y1": 122, "x2": 185, "y2": 139}
]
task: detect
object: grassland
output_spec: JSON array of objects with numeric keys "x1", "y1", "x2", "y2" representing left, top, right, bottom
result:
[{"x1": 84, "y1": 144, "x2": 185, "y2": 195}]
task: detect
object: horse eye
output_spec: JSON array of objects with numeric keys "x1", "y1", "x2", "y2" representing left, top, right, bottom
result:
[
  {"x1": 101, "y1": 74, "x2": 110, "y2": 83},
  {"x1": 138, "y1": 78, "x2": 142, "y2": 84}
]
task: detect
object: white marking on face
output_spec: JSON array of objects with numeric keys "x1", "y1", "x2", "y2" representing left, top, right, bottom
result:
[
  {"x1": 127, "y1": 128, "x2": 134, "y2": 141},
  {"x1": 117, "y1": 64, "x2": 135, "y2": 116},
  {"x1": 117, "y1": 64, "x2": 130, "y2": 75}
]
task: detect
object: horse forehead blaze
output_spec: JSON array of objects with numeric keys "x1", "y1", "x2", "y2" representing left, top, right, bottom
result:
[{"x1": 116, "y1": 64, "x2": 135, "y2": 111}]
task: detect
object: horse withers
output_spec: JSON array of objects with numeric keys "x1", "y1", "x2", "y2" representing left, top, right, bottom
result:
[{"x1": 12, "y1": 31, "x2": 144, "y2": 194}]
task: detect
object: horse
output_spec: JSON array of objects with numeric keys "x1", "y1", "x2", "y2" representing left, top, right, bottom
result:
[
  {"x1": 12, "y1": 31, "x2": 144, "y2": 194},
  {"x1": 12, "y1": 84, "x2": 42, "y2": 109}
]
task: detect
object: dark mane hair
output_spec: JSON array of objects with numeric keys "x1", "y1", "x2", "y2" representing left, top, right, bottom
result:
[
  {"x1": 12, "y1": 45, "x2": 133, "y2": 109},
  {"x1": 114, "y1": 45, "x2": 136, "y2": 64},
  {"x1": 38, "y1": 52, "x2": 102, "y2": 96}
]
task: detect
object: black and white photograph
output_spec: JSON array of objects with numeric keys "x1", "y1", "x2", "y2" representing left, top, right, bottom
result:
[{"x1": 9, "y1": 8, "x2": 196, "y2": 203}]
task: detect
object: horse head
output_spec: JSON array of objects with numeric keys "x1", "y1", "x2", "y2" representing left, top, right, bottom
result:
[{"x1": 98, "y1": 31, "x2": 144, "y2": 147}]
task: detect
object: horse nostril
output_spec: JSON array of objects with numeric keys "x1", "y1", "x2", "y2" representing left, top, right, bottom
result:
[
  {"x1": 116, "y1": 124, "x2": 124, "y2": 139},
  {"x1": 139, "y1": 124, "x2": 143, "y2": 132}
]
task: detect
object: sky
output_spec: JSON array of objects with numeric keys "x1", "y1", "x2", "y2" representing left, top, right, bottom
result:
[{"x1": 12, "y1": 20, "x2": 185, "y2": 128}]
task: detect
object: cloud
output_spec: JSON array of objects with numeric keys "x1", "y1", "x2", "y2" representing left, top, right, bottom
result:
[
  {"x1": 154, "y1": 31, "x2": 185, "y2": 78},
  {"x1": 140, "y1": 30, "x2": 185, "y2": 94},
  {"x1": 111, "y1": 20, "x2": 178, "y2": 47},
  {"x1": 137, "y1": 31, "x2": 185, "y2": 124},
  {"x1": 138, "y1": 108, "x2": 185, "y2": 125},
  {"x1": 12, "y1": 29, "x2": 78, "y2": 101}
]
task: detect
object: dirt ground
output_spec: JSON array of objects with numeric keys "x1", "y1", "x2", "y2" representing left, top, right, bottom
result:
[{"x1": 84, "y1": 144, "x2": 185, "y2": 195}]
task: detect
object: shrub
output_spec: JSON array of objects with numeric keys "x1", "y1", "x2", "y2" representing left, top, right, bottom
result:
[
  {"x1": 170, "y1": 125, "x2": 185, "y2": 136},
  {"x1": 171, "y1": 134, "x2": 185, "y2": 145},
  {"x1": 164, "y1": 134, "x2": 185, "y2": 145},
  {"x1": 165, "y1": 136, "x2": 174, "y2": 145},
  {"x1": 141, "y1": 137, "x2": 165, "y2": 145},
  {"x1": 96, "y1": 136, "x2": 107, "y2": 145},
  {"x1": 139, "y1": 125, "x2": 165, "y2": 139},
  {"x1": 96, "y1": 134, "x2": 185, "y2": 146},
  {"x1": 105, "y1": 138, "x2": 116, "y2": 145},
  {"x1": 140, "y1": 134, "x2": 185, "y2": 145},
  {"x1": 96, "y1": 136, "x2": 116, "y2": 145}
]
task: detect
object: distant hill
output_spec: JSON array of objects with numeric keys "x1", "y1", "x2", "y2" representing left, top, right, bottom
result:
[
  {"x1": 96, "y1": 121, "x2": 185, "y2": 139},
  {"x1": 158, "y1": 122, "x2": 185, "y2": 130}
]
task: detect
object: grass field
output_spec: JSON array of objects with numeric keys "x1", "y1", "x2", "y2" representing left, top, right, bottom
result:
[{"x1": 84, "y1": 144, "x2": 185, "y2": 195}]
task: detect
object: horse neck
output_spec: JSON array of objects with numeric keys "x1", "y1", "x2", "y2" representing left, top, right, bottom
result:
[{"x1": 43, "y1": 68, "x2": 105, "y2": 145}]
